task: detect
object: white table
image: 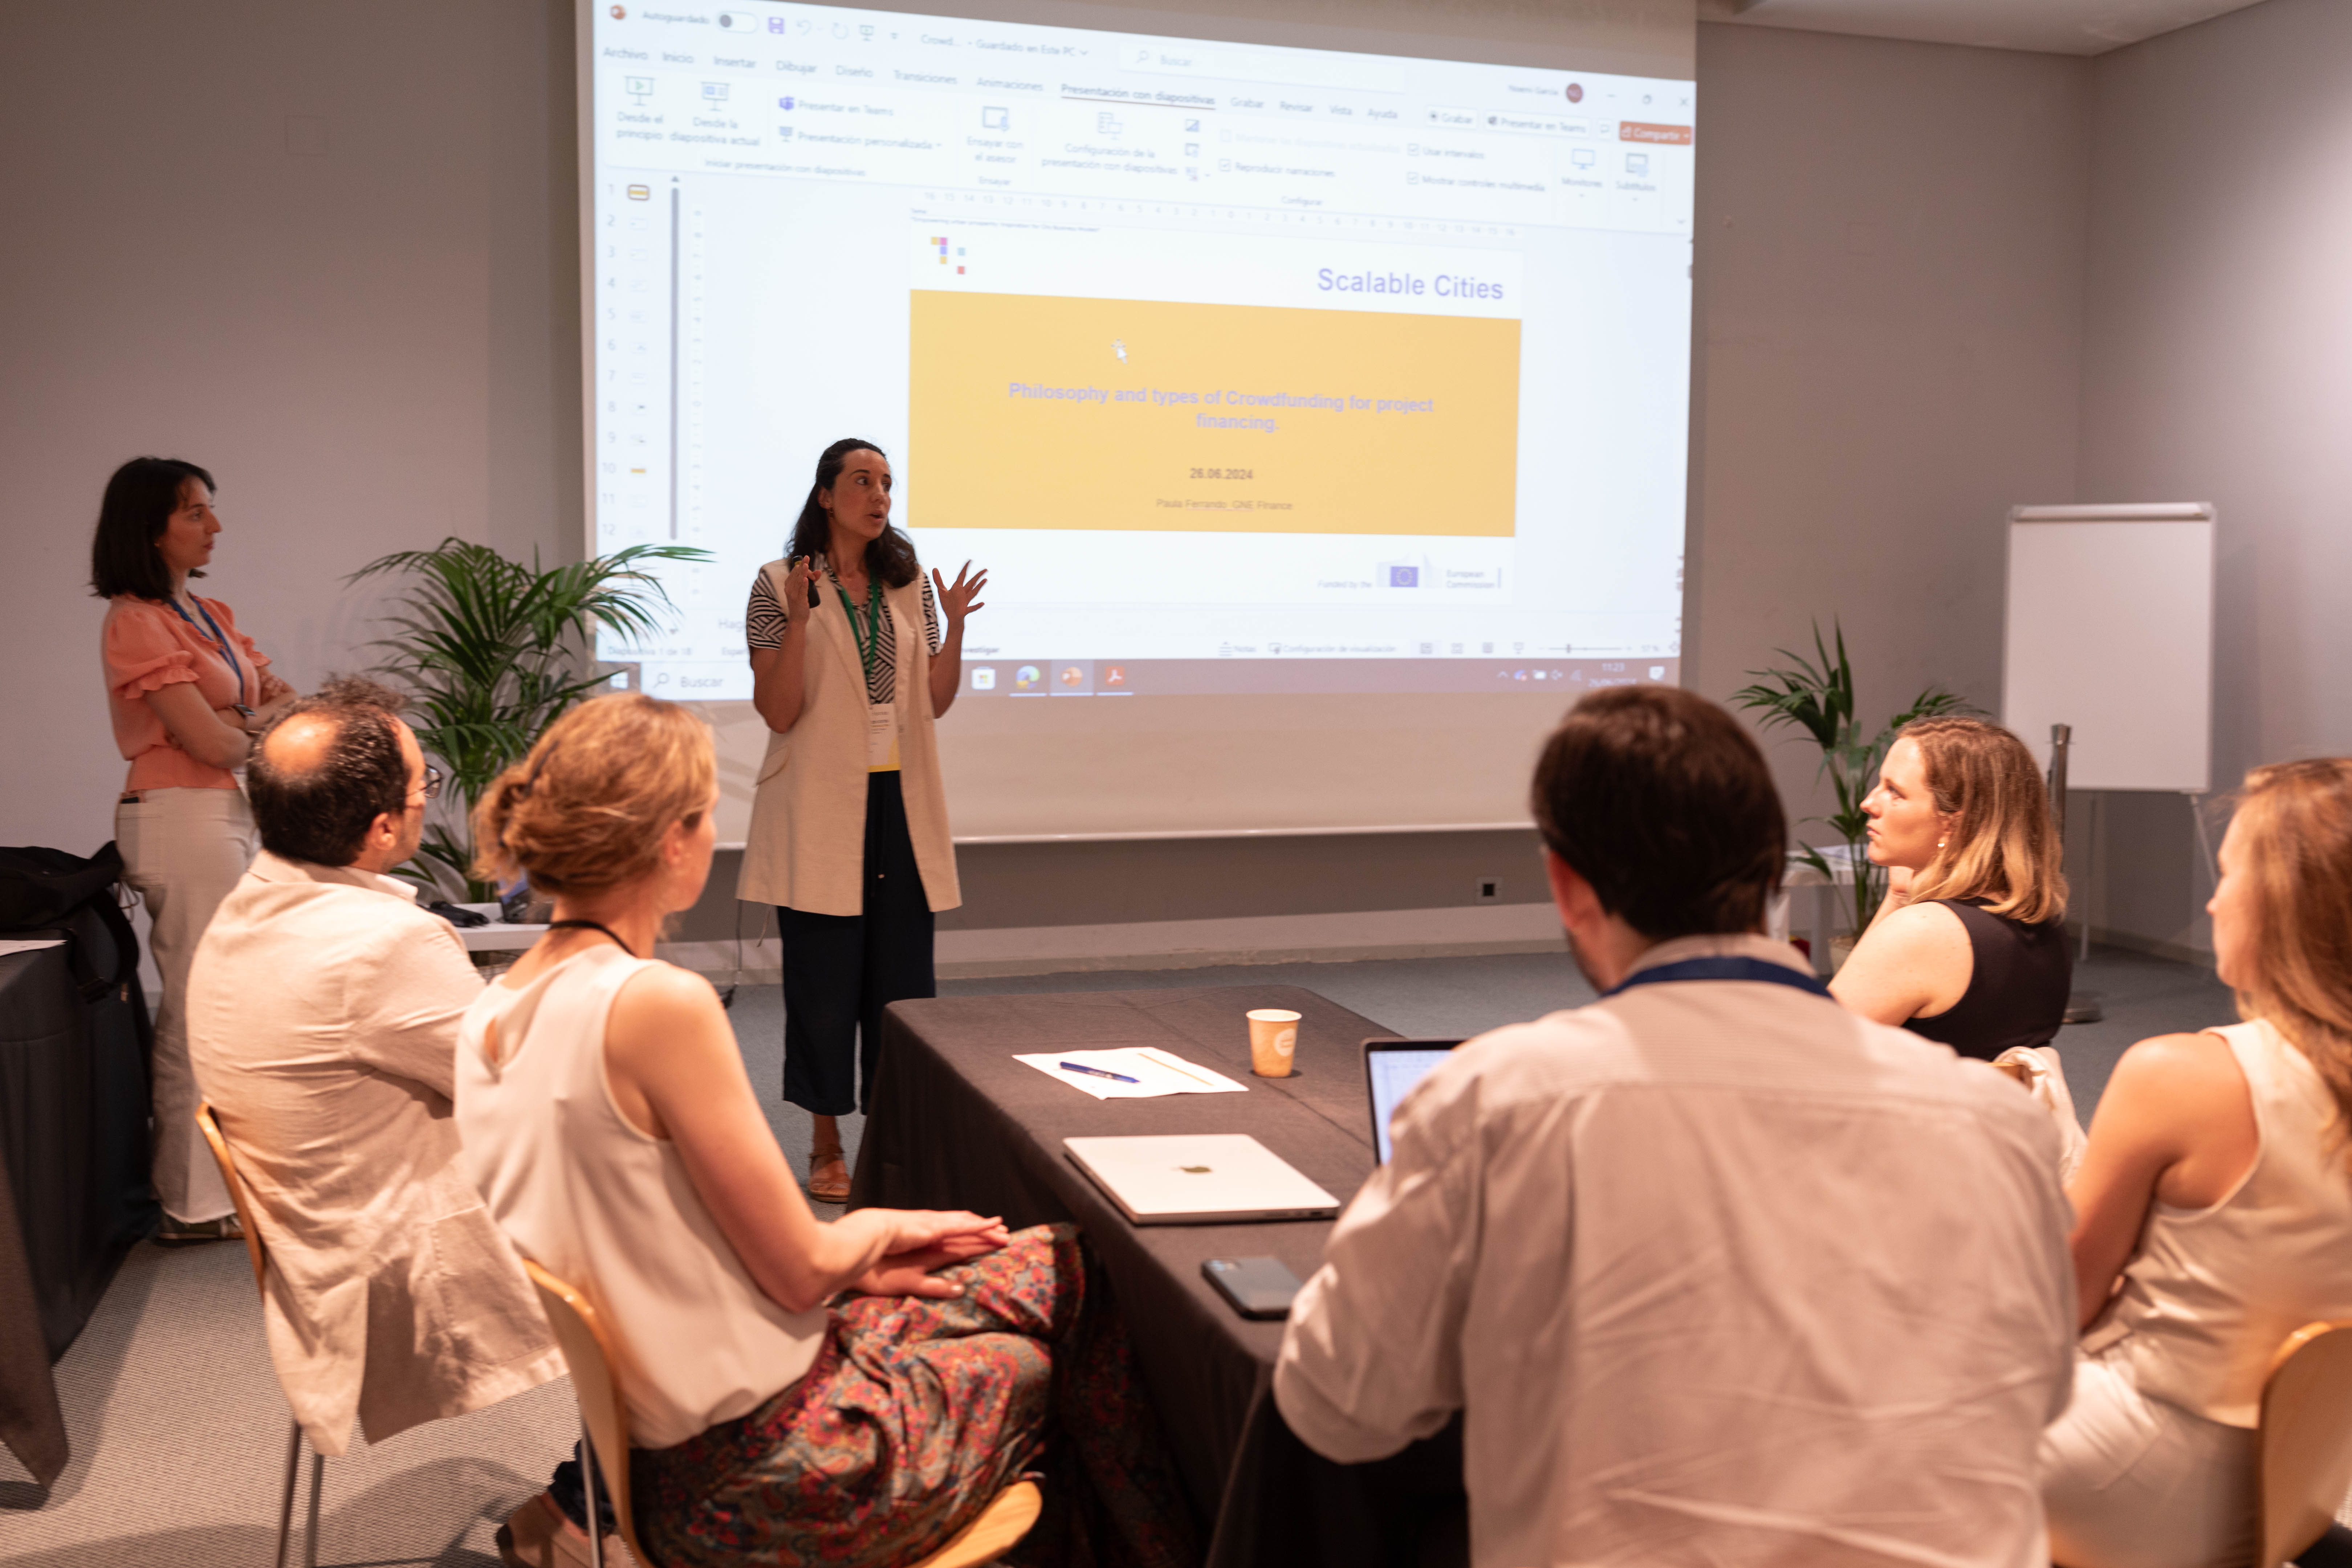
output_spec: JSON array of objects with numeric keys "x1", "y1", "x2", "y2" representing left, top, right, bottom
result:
[
  {"x1": 449, "y1": 902, "x2": 548, "y2": 954},
  {"x1": 1773, "y1": 845, "x2": 1866, "y2": 973}
]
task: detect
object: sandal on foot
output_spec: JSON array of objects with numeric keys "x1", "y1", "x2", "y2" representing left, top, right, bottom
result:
[
  {"x1": 155, "y1": 1214, "x2": 244, "y2": 1248},
  {"x1": 498, "y1": 1491, "x2": 641, "y2": 1568},
  {"x1": 808, "y1": 1150, "x2": 851, "y2": 1204}
]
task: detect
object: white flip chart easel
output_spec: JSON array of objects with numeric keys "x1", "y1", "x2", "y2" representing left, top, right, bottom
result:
[
  {"x1": 2002, "y1": 504, "x2": 2215, "y2": 793},
  {"x1": 2002, "y1": 503, "x2": 2217, "y2": 965}
]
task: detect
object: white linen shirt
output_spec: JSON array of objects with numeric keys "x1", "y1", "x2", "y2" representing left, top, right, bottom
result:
[
  {"x1": 188, "y1": 852, "x2": 562, "y2": 1454},
  {"x1": 1275, "y1": 934, "x2": 2077, "y2": 1568}
]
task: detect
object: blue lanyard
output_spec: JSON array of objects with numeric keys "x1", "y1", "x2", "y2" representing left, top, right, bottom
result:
[
  {"x1": 166, "y1": 594, "x2": 244, "y2": 702},
  {"x1": 1604, "y1": 956, "x2": 1834, "y2": 1000}
]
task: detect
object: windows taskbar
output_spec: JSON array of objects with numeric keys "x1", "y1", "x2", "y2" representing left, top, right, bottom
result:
[{"x1": 959, "y1": 655, "x2": 1682, "y2": 696}]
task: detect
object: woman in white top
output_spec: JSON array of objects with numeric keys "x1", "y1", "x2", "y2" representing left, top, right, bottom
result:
[
  {"x1": 2040, "y1": 758, "x2": 2352, "y2": 1568},
  {"x1": 739, "y1": 437, "x2": 986, "y2": 1202},
  {"x1": 453, "y1": 694, "x2": 1194, "y2": 1568}
]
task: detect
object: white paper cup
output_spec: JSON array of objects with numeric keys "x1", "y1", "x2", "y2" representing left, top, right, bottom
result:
[{"x1": 1247, "y1": 1009, "x2": 1301, "y2": 1077}]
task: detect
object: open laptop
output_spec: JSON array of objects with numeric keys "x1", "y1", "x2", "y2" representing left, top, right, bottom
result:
[
  {"x1": 1062, "y1": 1135, "x2": 1340, "y2": 1225},
  {"x1": 1363, "y1": 1038, "x2": 1465, "y2": 1164}
]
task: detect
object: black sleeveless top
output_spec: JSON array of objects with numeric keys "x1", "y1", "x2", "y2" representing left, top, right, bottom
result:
[{"x1": 1901, "y1": 899, "x2": 2072, "y2": 1062}]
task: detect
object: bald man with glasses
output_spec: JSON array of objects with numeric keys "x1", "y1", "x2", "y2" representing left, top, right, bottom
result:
[{"x1": 187, "y1": 677, "x2": 563, "y2": 1466}]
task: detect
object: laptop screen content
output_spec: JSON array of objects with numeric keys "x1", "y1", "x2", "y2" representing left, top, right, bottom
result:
[{"x1": 1366, "y1": 1045, "x2": 1461, "y2": 1164}]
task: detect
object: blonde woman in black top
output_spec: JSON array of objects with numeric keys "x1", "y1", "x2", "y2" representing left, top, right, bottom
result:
[{"x1": 1832, "y1": 717, "x2": 2071, "y2": 1062}]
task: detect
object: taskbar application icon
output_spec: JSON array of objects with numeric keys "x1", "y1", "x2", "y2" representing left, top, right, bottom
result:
[{"x1": 987, "y1": 660, "x2": 1134, "y2": 695}]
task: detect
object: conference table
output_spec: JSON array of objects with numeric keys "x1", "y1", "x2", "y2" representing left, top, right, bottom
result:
[{"x1": 847, "y1": 983, "x2": 1468, "y2": 1568}]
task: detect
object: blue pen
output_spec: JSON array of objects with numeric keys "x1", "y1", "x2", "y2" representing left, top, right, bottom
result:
[{"x1": 1059, "y1": 1060, "x2": 1140, "y2": 1084}]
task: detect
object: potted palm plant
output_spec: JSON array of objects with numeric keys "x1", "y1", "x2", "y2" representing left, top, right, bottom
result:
[
  {"x1": 352, "y1": 537, "x2": 708, "y2": 900},
  {"x1": 1730, "y1": 621, "x2": 1974, "y2": 960}
]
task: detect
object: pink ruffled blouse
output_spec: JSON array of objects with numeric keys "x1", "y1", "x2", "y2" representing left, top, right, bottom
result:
[{"x1": 102, "y1": 594, "x2": 271, "y2": 791}]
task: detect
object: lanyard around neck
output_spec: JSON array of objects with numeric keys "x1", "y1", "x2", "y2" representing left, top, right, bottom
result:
[
  {"x1": 833, "y1": 574, "x2": 885, "y2": 684},
  {"x1": 1603, "y1": 956, "x2": 1833, "y2": 1000},
  {"x1": 166, "y1": 593, "x2": 244, "y2": 700}
]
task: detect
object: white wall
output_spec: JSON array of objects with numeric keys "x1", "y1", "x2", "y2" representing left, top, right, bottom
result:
[
  {"x1": 0, "y1": 0, "x2": 579, "y2": 859},
  {"x1": 1687, "y1": 24, "x2": 2091, "y2": 834},
  {"x1": 3, "y1": 1, "x2": 2150, "y2": 960},
  {"x1": 2074, "y1": 0, "x2": 2352, "y2": 957}
]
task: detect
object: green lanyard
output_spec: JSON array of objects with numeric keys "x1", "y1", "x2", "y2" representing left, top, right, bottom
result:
[{"x1": 834, "y1": 575, "x2": 886, "y2": 687}]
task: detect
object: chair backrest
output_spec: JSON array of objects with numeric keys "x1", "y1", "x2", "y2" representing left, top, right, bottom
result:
[
  {"x1": 2259, "y1": 1320, "x2": 2352, "y2": 1566},
  {"x1": 521, "y1": 1259, "x2": 649, "y2": 1567},
  {"x1": 193, "y1": 1101, "x2": 270, "y2": 1295}
]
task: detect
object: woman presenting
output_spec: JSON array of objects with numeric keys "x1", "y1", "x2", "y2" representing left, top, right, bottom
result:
[
  {"x1": 741, "y1": 438, "x2": 985, "y2": 1202},
  {"x1": 92, "y1": 457, "x2": 296, "y2": 1242}
]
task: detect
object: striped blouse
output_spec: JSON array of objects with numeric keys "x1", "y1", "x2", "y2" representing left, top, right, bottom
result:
[{"x1": 745, "y1": 566, "x2": 941, "y2": 706}]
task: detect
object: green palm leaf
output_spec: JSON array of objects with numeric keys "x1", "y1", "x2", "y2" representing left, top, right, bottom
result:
[
  {"x1": 1729, "y1": 617, "x2": 1980, "y2": 939},
  {"x1": 350, "y1": 539, "x2": 709, "y2": 898}
]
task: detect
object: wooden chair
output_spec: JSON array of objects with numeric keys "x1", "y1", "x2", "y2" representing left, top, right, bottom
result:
[
  {"x1": 194, "y1": 1101, "x2": 326, "y2": 1568},
  {"x1": 521, "y1": 1259, "x2": 1042, "y2": 1568},
  {"x1": 2259, "y1": 1321, "x2": 2352, "y2": 1566}
]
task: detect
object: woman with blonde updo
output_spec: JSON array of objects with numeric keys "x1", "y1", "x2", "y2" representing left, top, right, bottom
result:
[
  {"x1": 2040, "y1": 759, "x2": 2352, "y2": 1566},
  {"x1": 1832, "y1": 716, "x2": 2072, "y2": 1062},
  {"x1": 453, "y1": 695, "x2": 1195, "y2": 1568}
]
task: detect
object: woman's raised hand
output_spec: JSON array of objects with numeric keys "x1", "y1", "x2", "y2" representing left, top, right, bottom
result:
[
  {"x1": 782, "y1": 554, "x2": 822, "y2": 614},
  {"x1": 932, "y1": 562, "x2": 988, "y2": 629}
]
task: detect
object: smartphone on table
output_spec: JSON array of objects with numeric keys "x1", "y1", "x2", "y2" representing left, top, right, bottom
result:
[{"x1": 1202, "y1": 1255, "x2": 1303, "y2": 1319}]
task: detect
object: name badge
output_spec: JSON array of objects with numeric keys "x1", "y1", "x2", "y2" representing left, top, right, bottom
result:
[{"x1": 867, "y1": 702, "x2": 899, "y2": 769}]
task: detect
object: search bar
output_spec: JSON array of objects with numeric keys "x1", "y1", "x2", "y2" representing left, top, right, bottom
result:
[{"x1": 1118, "y1": 41, "x2": 1407, "y2": 95}]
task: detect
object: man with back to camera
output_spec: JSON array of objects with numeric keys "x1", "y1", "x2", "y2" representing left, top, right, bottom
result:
[
  {"x1": 186, "y1": 678, "x2": 630, "y2": 1568},
  {"x1": 1274, "y1": 686, "x2": 2078, "y2": 1565}
]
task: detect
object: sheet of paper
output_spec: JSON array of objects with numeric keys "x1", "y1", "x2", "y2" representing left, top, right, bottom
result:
[{"x1": 1014, "y1": 1046, "x2": 1250, "y2": 1100}]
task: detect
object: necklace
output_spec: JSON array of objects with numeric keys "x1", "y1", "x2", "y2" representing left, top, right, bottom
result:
[{"x1": 546, "y1": 918, "x2": 637, "y2": 957}]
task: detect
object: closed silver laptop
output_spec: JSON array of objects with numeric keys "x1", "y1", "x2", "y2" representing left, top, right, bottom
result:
[{"x1": 1062, "y1": 1134, "x2": 1341, "y2": 1225}]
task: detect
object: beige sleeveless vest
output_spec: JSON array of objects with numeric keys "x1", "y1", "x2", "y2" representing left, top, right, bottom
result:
[
  {"x1": 2082, "y1": 1018, "x2": 2352, "y2": 1426},
  {"x1": 735, "y1": 560, "x2": 960, "y2": 916}
]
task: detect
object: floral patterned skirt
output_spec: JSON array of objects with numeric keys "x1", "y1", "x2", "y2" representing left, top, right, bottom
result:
[{"x1": 632, "y1": 1224, "x2": 1199, "y2": 1568}]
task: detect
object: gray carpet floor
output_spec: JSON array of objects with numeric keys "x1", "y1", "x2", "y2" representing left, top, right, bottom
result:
[{"x1": 0, "y1": 944, "x2": 2240, "y2": 1564}]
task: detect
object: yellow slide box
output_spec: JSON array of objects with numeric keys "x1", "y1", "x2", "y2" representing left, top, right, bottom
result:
[{"x1": 909, "y1": 291, "x2": 1520, "y2": 537}]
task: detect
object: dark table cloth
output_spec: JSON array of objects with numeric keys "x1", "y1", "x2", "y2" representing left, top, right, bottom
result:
[
  {"x1": 848, "y1": 983, "x2": 1467, "y2": 1568},
  {"x1": 0, "y1": 947, "x2": 81, "y2": 1487},
  {"x1": 0, "y1": 921, "x2": 157, "y2": 1487}
]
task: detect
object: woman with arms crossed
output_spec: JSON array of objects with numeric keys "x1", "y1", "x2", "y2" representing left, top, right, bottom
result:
[
  {"x1": 1832, "y1": 717, "x2": 2071, "y2": 1062},
  {"x1": 455, "y1": 696, "x2": 1194, "y2": 1568},
  {"x1": 741, "y1": 438, "x2": 985, "y2": 1202},
  {"x1": 2040, "y1": 759, "x2": 2352, "y2": 1567},
  {"x1": 93, "y1": 458, "x2": 296, "y2": 1242}
]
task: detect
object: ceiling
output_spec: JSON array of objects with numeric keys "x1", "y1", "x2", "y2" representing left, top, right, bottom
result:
[{"x1": 1698, "y1": 0, "x2": 2272, "y2": 56}]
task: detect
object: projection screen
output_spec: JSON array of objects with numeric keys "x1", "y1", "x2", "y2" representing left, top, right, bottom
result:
[{"x1": 580, "y1": 0, "x2": 1696, "y2": 842}]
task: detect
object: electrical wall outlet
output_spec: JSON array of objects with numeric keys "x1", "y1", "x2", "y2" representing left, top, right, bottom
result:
[{"x1": 1476, "y1": 877, "x2": 1502, "y2": 903}]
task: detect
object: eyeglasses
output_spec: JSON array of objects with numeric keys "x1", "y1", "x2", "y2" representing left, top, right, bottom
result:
[{"x1": 415, "y1": 763, "x2": 444, "y2": 803}]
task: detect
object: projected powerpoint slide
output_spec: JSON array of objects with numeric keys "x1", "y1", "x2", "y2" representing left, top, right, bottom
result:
[
  {"x1": 585, "y1": 0, "x2": 1694, "y2": 698},
  {"x1": 909, "y1": 225, "x2": 1520, "y2": 540},
  {"x1": 912, "y1": 293, "x2": 1518, "y2": 536}
]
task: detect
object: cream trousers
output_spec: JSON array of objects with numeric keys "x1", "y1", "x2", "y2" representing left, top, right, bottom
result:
[
  {"x1": 2042, "y1": 1347, "x2": 2257, "y2": 1568},
  {"x1": 117, "y1": 786, "x2": 257, "y2": 1222}
]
